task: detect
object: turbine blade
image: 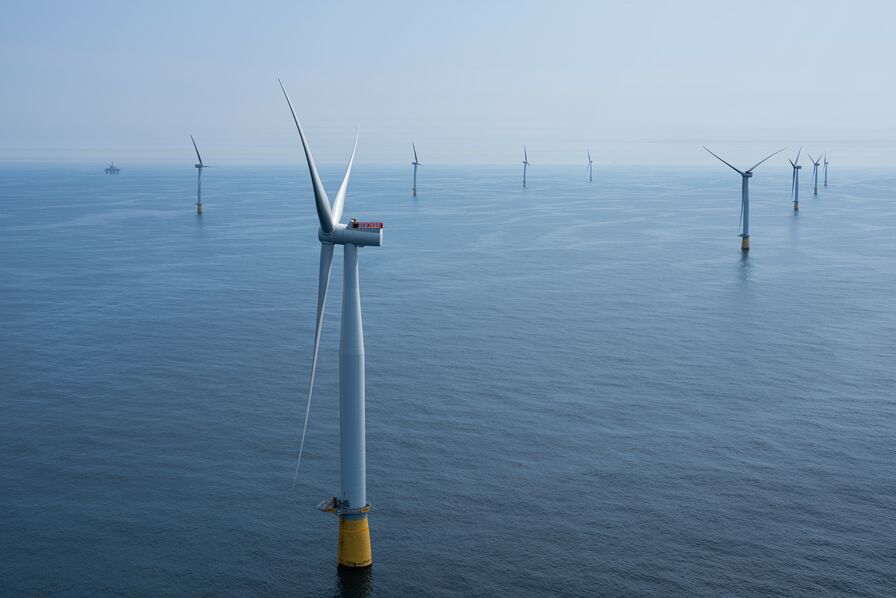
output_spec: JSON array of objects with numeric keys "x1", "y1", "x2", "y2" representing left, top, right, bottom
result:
[
  {"x1": 413, "y1": 142, "x2": 418, "y2": 163},
  {"x1": 795, "y1": 147, "x2": 801, "y2": 165},
  {"x1": 808, "y1": 154, "x2": 817, "y2": 165},
  {"x1": 789, "y1": 159, "x2": 796, "y2": 167},
  {"x1": 190, "y1": 135, "x2": 203, "y2": 166},
  {"x1": 332, "y1": 129, "x2": 359, "y2": 224},
  {"x1": 791, "y1": 169, "x2": 796, "y2": 199},
  {"x1": 524, "y1": 146, "x2": 528, "y2": 162},
  {"x1": 746, "y1": 147, "x2": 786, "y2": 173},
  {"x1": 292, "y1": 242, "x2": 334, "y2": 487},
  {"x1": 703, "y1": 146, "x2": 744, "y2": 176},
  {"x1": 587, "y1": 150, "x2": 591, "y2": 162},
  {"x1": 278, "y1": 78, "x2": 334, "y2": 234}
]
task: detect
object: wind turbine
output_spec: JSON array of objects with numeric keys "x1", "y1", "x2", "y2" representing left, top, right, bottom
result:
[
  {"x1": 789, "y1": 148, "x2": 802, "y2": 211},
  {"x1": 522, "y1": 146, "x2": 530, "y2": 188},
  {"x1": 587, "y1": 150, "x2": 594, "y2": 182},
  {"x1": 190, "y1": 136, "x2": 209, "y2": 215},
  {"x1": 704, "y1": 146, "x2": 785, "y2": 251},
  {"x1": 411, "y1": 143, "x2": 421, "y2": 196},
  {"x1": 279, "y1": 79, "x2": 382, "y2": 569},
  {"x1": 809, "y1": 153, "x2": 822, "y2": 195},
  {"x1": 823, "y1": 153, "x2": 829, "y2": 187}
]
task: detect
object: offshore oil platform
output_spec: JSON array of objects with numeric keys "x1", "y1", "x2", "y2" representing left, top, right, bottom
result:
[{"x1": 104, "y1": 161, "x2": 120, "y2": 174}]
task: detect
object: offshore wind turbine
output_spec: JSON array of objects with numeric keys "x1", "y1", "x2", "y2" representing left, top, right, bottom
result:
[
  {"x1": 824, "y1": 153, "x2": 829, "y2": 187},
  {"x1": 279, "y1": 79, "x2": 382, "y2": 569},
  {"x1": 587, "y1": 150, "x2": 594, "y2": 182},
  {"x1": 704, "y1": 146, "x2": 785, "y2": 251},
  {"x1": 809, "y1": 153, "x2": 822, "y2": 196},
  {"x1": 789, "y1": 148, "x2": 802, "y2": 211},
  {"x1": 522, "y1": 146, "x2": 530, "y2": 187},
  {"x1": 190, "y1": 136, "x2": 209, "y2": 215},
  {"x1": 411, "y1": 143, "x2": 421, "y2": 196}
]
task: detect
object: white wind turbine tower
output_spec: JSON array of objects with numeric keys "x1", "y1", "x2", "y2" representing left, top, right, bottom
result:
[
  {"x1": 411, "y1": 143, "x2": 421, "y2": 196},
  {"x1": 587, "y1": 150, "x2": 594, "y2": 182},
  {"x1": 704, "y1": 146, "x2": 785, "y2": 251},
  {"x1": 808, "y1": 154, "x2": 822, "y2": 196},
  {"x1": 190, "y1": 136, "x2": 209, "y2": 215},
  {"x1": 789, "y1": 148, "x2": 802, "y2": 211},
  {"x1": 522, "y1": 146, "x2": 530, "y2": 187},
  {"x1": 279, "y1": 79, "x2": 382, "y2": 569},
  {"x1": 824, "y1": 153, "x2": 829, "y2": 187}
]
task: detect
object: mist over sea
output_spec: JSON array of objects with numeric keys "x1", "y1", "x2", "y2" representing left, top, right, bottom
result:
[{"x1": 1, "y1": 164, "x2": 894, "y2": 597}]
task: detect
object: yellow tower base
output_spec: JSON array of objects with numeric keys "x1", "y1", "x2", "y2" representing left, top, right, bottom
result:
[
  {"x1": 741, "y1": 236, "x2": 750, "y2": 251},
  {"x1": 794, "y1": 202, "x2": 799, "y2": 211},
  {"x1": 196, "y1": 203, "x2": 203, "y2": 215},
  {"x1": 337, "y1": 516, "x2": 372, "y2": 568}
]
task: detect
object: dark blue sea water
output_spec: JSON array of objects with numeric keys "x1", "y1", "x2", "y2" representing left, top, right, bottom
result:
[{"x1": 1, "y1": 164, "x2": 895, "y2": 597}]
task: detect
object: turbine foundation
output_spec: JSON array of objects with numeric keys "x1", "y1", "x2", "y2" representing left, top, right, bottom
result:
[
  {"x1": 196, "y1": 203, "x2": 203, "y2": 215},
  {"x1": 338, "y1": 515, "x2": 372, "y2": 568},
  {"x1": 741, "y1": 236, "x2": 750, "y2": 251},
  {"x1": 794, "y1": 201, "x2": 799, "y2": 211}
]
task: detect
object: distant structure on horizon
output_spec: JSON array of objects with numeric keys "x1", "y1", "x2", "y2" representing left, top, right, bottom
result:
[
  {"x1": 104, "y1": 161, "x2": 120, "y2": 174},
  {"x1": 587, "y1": 150, "x2": 594, "y2": 182}
]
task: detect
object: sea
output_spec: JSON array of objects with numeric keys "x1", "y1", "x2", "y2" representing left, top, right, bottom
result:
[{"x1": 1, "y1": 163, "x2": 894, "y2": 597}]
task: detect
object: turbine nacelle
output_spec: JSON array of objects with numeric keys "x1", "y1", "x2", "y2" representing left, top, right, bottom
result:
[{"x1": 318, "y1": 221, "x2": 384, "y2": 247}]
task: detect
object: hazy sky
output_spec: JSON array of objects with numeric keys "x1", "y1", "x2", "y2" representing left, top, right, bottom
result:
[{"x1": 2, "y1": 0, "x2": 894, "y2": 165}]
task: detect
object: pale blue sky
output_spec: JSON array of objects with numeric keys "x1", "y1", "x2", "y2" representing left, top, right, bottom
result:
[{"x1": 2, "y1": 0, "x2": 894, "y2": 165}]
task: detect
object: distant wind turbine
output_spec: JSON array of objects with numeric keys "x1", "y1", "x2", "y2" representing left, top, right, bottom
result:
[
  {"x1": 279, "y1": 79, "x2": 382, "y2": 569},
  {"x1": 808, "y1": 153, "x2": 822, "y2": 196},
  {"x1": 587, "y1": 150, "x2": 594, "y2": 182},
  {"x1": 789, "y1": 148, "x2": 802, "y2": 211},
  {"x1": 522, "y1": 146, "x2": 530, "y2": 188},
  {"x1": 823, "y1": 153, "x2": 829, "y2": 187},
  {"x1": 191, "y1": 136, "x2": 209, "y2": 215},
  {"x1": 411, "y1": 143, "x2": 421, "y2": 196},
  {"x1": 704, "y1": 146, "x2": 785, "y2": 251}
]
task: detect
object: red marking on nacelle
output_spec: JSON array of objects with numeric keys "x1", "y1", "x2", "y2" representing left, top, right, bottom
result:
[{"x1": 350, "y1": 220, "x2": 384, "y2": 230}]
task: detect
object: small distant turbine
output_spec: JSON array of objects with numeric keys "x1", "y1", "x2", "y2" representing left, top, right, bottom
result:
[
  {"x1": 191, "y1": 136, "x2": 210, "y2": 215},
  {"x1": 789, "y1": 148, "x2": 802, "y2": 211},
  {"x1": 411, "y1": 143, "x2": 421, "y2": 197},
  {"x1": 808, "y1": 153, "x2": 822, "y2": 196},
  {"x1": 522, "y1": 146, "x2": 530, "y2": 188},
  {"x1": 587, "y1": 150, "x2": 594, "y2": 182},
  {"x1": 823, "y1": 153, "x2": 829, "y2": 187},
  {"x1": 704, "y1": 146, "x2": 785, "y2": 251}
]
